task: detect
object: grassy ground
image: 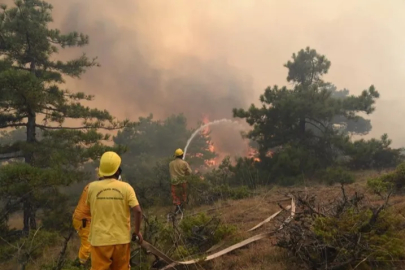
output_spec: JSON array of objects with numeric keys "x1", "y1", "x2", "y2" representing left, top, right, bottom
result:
[{"x1": 3, "y1": 169, "x2": 405, "y2": 270}]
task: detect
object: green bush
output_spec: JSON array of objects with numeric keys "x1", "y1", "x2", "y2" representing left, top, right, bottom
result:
[
  {"x1": 210, "y1": 185, "x2": 250, "y2": 200},
  {"x1": 322, "y1": 167, "x2": 355, "y2": 186},
  {"x1": 313, "y1": 208, "x2": 405, "y2": 268},
  {"x1": 344, "y1": 134, "x2": 403, "y2": 170},
  {"x1": 278, "y1": 189, "x2": 405, "y2": 269},
  {"x1": 395, "y1": 162, "x2": 405, "y2": 188},
  {"x1": 138, "y1": 212, "x2": 235, "y2": 264},
  {"x1": 277, "y1": 176, "x2": 302, "y2": 186},
  {"x1": 188, "y1": 175, "x2": 251, "y2": 207},
  {"x1": 367, "y1": 162, "x2": 405, "y2": 194},
  {"x1": 179, "y1": 213, "x2": 236, "y2": 251},
  {"x1": 203, "y1": 156, "x2": 272, "y2": 189},
  {"x1": 228, "y1": 186, "x2": 250, "y2": 200},
  {"x1": 367, "y1": 177, "x2": 394, "y2": 197}
]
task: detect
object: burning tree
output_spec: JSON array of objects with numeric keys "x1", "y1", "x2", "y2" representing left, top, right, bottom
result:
[{"x1": 201, "y1": 115, "x2": 220, "y2": 166}]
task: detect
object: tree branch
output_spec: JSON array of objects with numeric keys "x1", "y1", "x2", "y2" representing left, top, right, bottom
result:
[
  {"x1": 307, "y1": 117, "x2": 328, "y2": 129},
  {"x1": 35, "y1": 124, "x2": 122, "y2": 131},
  {"x1": 305, "y1": 120, "x2": 325, "y2": 134},
  {"x1": 0, "y1": 123, "x2": 27, "y2": 129},
  {"x1": 11, "y1": 66, "x2": 30, "y2": 72},
  {"x1": 0, "y1": 151, "x2": 23, "y2": 160}
]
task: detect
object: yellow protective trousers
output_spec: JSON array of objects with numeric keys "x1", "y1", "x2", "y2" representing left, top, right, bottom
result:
[
  {"x1": 72, "y1": 218, "x2": 91, "y2": 264},
  {"x1": 91, "y1": 243, "x2": 131, "y2": 270}
]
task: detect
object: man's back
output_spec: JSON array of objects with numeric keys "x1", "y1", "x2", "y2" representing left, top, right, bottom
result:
[
  {"x1": 169, "y1": 158, "x2": 192, "y2": 184},
  {"x1": 87, "y1": 179, "x2": 139, "y2": 246}
]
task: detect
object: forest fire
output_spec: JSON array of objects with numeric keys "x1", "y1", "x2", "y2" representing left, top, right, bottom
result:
[
  {"x1": 247, "y1": 147, "x2": 261, "y2": 162},
  {"x1": 202, "y1": 115, "x2": 218, "y2": 166},
  {"x1": 201, "y1": 115, "x2": 261, "y2": 166}
]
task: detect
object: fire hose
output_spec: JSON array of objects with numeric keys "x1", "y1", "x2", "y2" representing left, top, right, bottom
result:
[{"x1": 132, "y1": 197, "x2": 296, "y2": 269}]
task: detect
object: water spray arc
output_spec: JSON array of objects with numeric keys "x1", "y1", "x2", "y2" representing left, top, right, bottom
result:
[{"x1": 183, "y1": 119, "x2": 240, "y2": 160}]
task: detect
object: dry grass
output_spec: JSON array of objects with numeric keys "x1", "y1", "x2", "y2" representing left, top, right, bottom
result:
[
  {"x1": 206, "y1": 242, "x2": 291, "y2": 270},
  {"x1": 3, "y1": 169, "x2": 405, "y2": 270}
]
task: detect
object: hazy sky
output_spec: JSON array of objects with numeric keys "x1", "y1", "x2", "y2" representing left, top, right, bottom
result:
[{"x1": 41, "y1": 1, "x2": 405, "y2": 151}]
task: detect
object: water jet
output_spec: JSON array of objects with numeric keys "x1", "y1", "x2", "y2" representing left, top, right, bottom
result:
[{"x1": 183, "y1": 119, "x2": 242, "y2": 160}]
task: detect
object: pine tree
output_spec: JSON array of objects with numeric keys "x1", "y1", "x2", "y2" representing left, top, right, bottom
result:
[
  {"x1": 0, "y1": 0, "x2": 126, "y2": 232},
  {"x1": 233, "y1": 47, "x2": 380, "y2": 175}
]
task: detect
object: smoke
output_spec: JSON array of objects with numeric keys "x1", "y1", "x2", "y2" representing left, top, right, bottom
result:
[
  {"x1": 51, "y1": 1, "x2": 252, "y2": 121},
  {"x1": 21, "y1": 1, "x2": 405, "y2": 154},
  {"x1": 49, "y1": 0, "x2": 256, "y2": 156}
]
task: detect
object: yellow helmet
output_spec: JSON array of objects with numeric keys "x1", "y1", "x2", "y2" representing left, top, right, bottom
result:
[
  {"x1": 174, "y1": 148, "x2": 184, "y2": 157},
  {"x1": 98, "y1": 151, "x2": 121, "y2": 177}
]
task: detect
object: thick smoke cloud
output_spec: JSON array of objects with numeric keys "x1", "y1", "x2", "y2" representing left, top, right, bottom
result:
[
  {"x1": 52, "y1": 1, "x2": 252, "y2": 122},
  {"x1": 50, "y1": 0, "x2": 254, "y2": 155},
  {"x1": 24, "y1": 1, "x2": 405, "y2": 155}
]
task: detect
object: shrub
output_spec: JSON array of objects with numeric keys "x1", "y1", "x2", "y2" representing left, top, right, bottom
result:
[
  {"x1": 367, "y1": 162, "x2": 405, "y2": 194},
  {"x1": 367, "y1": 177, "x2": 394, "y2": 197},
  {"x1": 179, "y1": 213, "x2": 236, "y2": 252},
  {"x1": 137, "y1": 212, "x2": 236, "y2": 266},
  {"x1": 210, "y1": 185, "x2": 250, "y2": 200},
  {"x1": 313, "y1": 209, "x2": 405, "y2": 267},
  {"x1": 344, "y1": 134, "x2": 403, "y2": 170},
  {"x1": 204, "y1": 156, "x2": 270, "y2": 189},
  {"x1": 188, "y1": 175, "x2": 251, "y2": 206},
  {"x1": 277, "y1": 189, "x2": 405, "y2": 269},
  {"x1": 322, "y1": 166, "x2": 355, "y2": 186}
]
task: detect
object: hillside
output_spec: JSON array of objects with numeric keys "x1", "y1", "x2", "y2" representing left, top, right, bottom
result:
[{"x1": 4, "y1": 170, "x2": 405, "y2": 270}]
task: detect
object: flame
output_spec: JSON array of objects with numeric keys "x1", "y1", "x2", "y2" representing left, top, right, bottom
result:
[
  {"x1": 201, "y1": 114, "x2": 218, "y2": 166},
  {"x1": 200, "y1": 114, "x2": 265, "y2": 166},
  {"x1": 247, "y1": 146, "x2": 261, "y2": 162}
]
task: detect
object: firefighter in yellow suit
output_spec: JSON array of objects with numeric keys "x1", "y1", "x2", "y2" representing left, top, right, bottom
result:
[
  {"x1": 72, "y1": 183, "x2": 92, "y2": 266},
  {"x1": 169, "y1": 148, "x2": 192, "y2": 213},
  {"x1": 87, "y1": 151, "x2": 143, "y2": 270}
]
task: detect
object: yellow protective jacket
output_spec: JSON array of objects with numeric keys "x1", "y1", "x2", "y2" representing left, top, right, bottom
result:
[
  {"x1": 169, "y1": 158, "x2": 192, "y2": 185},
  {"x1": 73, "y1": 183, "x2": 91, "y2": 221}
]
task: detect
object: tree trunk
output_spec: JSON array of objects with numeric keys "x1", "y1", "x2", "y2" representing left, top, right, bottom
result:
[
  {"x1": 22, "y1": 58, "x2": 38, "y2": 233},
  {"x1": 22, "y1": 199, "x2": 36, "y2": 233},
  {"x1": 23, "y1": 111, "x2": 37, "y2": 232},
  {"x1": 299, "y1": 118, "x2": 306, "y2": 138}
]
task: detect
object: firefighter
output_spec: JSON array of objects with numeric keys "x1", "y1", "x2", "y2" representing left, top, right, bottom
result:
[
  {"x1": 169, "y1": 148, "x2": 192, "y2": 213},
  {"x1": 72, "y1": 183, "x2": 92, "y2": 267},
  {"x1": 87, "y1": 151, "x2": 143, "y2": 270}
]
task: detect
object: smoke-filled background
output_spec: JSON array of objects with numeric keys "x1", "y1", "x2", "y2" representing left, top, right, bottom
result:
[{"x1": 44, "y1": 0, "x2": 405, "y2": 155}]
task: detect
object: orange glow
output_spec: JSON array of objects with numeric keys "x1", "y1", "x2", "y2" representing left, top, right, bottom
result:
[
  {"x1": 247, "y1": 146, "x2": 261, "y2": 162},
  {"x1": 201, "y1": 114, "x2": 218, "y2": 166},
  {"x1": 266, "y1": 150, "x2": 274, "y2": 158},
  {"x1": 199, "y1": 114, "x2": 265, "y2": 166}
]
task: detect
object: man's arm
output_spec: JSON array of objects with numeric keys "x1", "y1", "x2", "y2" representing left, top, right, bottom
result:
[
  {"x1": 132, "y1": 205, "x2": 142, "y2": 241},
  {"x1": 127, "y1": 184, "x2": 143, "y2": 244},
  {"x1": 184, "y1": 162, "x2": 192, "y2": 175}
]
